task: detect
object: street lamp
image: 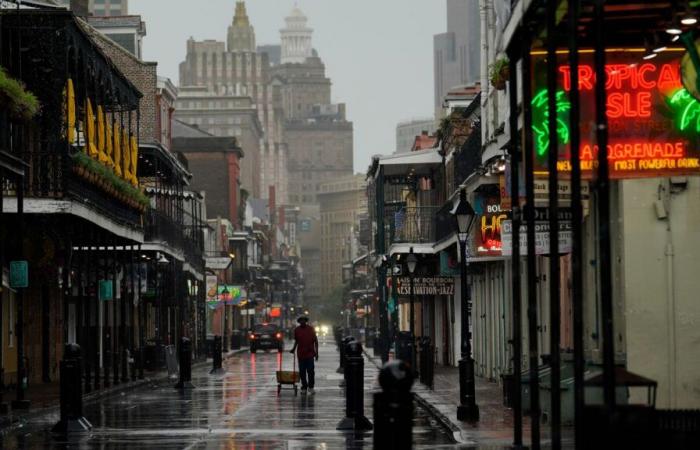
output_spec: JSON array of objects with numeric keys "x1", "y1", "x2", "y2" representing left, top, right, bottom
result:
[
  {"x1": 406, "y1": 248, "x2": 418, "y2": 372},
  {"x1": 452, "y1": 189, "x2": 479, "y2": 422}
]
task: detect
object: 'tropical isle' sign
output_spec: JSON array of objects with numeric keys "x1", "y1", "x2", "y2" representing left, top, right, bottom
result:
[{"x1": 531, "y1": 49, "x2": 700, "y2": 179}]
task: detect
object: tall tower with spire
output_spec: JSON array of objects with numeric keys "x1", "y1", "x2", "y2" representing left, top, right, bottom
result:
[
  {"x1": 228, "y1": 1, "x2": 256, "y2": 52},
  {"x1": 280, "y1": 6, "x2": 313, "y2": 64}
]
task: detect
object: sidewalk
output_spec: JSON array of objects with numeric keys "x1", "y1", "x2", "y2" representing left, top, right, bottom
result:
[
  {"x1": 0, "y1": 348, "x2": 248, "y2": 435},
  {"x1": 365, "y1": 352, "x2": 573, "y2": 449}
]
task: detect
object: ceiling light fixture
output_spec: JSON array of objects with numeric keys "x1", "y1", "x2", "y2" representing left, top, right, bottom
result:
[
  {"x1": 681, "y1": 4, "x2": 697, "y2": 25},
  {"x1": 665, "y1": 17, "x2": 683, "y2": 35}
]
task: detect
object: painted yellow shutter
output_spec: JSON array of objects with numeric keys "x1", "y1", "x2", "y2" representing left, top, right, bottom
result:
[
  {"x1": 65, "y1": 78, "x2": 76, "y2": 144},
  {"x1": 130, "y1": 135, "x2": 139, "y2": 186},
  {"x1": 122, "y1": 128, "x2": 130, "y2": 181},
  {"x1": 105, "y1": 121, "x2": 114, "y2": 169},
  {"x1": 113, "y1": 123, "x2": 122, "y2": 177}
]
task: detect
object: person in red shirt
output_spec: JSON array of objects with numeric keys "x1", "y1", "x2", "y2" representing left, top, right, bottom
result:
[{"x1": 289, "y1": 316, "x2": 318, "y2": 394}]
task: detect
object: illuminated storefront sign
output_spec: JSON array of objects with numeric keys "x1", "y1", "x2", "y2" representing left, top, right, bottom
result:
[
  {"x1": 531, "y1": 49, "x2": 700, "y2": 179},
  {"x1": 473, "y1": 188, "x2": 509, "y2": 256}
]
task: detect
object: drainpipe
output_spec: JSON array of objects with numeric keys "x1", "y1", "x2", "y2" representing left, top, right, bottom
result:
[
  {"x1": 662, "y1": 181, "x2": 677, "y2": 408},
  {"x1": 479, "y1": 0, "x2": 489, "y2": 140}
]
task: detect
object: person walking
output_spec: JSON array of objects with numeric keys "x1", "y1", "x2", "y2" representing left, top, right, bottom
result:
[{"x1": 290, "y1": 316, "x2": 318, "y2": 395}]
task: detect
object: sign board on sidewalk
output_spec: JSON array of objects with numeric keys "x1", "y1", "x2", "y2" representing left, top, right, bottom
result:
[
  {"x1": 501, "y1": 208, "x2": 573, "y2": 256},
  {"x1": 9, "y1": 261, "x2": 28, "y2": 288},
  {"x1": 396, "y1": 276, "x2": 455, "y2": 296},
  {"x1": 99, "y1": 279, "x2": 113, "y2": 301}
]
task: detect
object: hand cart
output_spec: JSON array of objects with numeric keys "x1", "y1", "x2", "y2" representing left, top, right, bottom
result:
[{"x1": 276, "y1": 351, "x2": 300, "y2": 396}]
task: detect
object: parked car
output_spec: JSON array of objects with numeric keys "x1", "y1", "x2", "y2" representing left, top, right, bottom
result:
[{"x1": 249, "y1": 323, "x2": 284, "y2": 353}]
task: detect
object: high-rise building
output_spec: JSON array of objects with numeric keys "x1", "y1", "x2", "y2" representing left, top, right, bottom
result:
[
  {"x1": 433, "y1": 0, "x2": 480, "y2": 119},
  {"x1": 318, "y1": 175, "x2": 367, "y2": 296},
  {"x1": 280, "y1": 6, "x2": 313, "y2": 64},
  {"x1": 271, "y1": 7, "x2": 353, "y2": 205},
  {"x1": 396, "y1": 118, "x2": 437, "y2": 154},
  {"x1": 176, "y1": 2, "x2": 287, "y2": 203}
]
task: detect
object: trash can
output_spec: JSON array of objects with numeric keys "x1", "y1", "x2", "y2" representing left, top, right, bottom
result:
[{"x1": 395, "y1": 331, "x2": 414, "y2": 367}]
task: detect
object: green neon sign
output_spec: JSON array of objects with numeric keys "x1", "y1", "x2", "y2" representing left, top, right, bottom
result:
[
  {"x1": 668, "y1": 88, "x2": 700, "y2": 133},
  {"x1": 531, "y1": 89, "x2": 572, "y2": 157}
]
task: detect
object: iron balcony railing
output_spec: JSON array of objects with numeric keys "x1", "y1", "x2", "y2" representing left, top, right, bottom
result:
[
  {"x1": 385, "y1": 206, "x2": 439, "y2": 247},
  {"x1": 0, "y1": 116, "x2": 142, "y2": 226},
  {"x1": 145, "y1": 209, "x2": 184, "y2": 249}
]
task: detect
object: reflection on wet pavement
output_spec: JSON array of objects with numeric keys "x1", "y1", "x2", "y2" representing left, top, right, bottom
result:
[{"x1": 1, "y1": 343, "x2": 456, "y2": 449}]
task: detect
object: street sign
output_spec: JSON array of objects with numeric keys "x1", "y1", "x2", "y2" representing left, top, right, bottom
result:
[
  {"x1": 9, "y1": 261, "x2": 28, "y2": 288},
  {"x1": 99, "y1": 280, "x2": 113, "y2": 301}
]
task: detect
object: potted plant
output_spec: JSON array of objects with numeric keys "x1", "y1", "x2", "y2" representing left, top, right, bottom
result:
[
  {"x1": 489, "y1": 57, "x2": 509, "y2": 90},
  {"x1": 0, "y1": 67, "x2": 40, "y2": 121}
]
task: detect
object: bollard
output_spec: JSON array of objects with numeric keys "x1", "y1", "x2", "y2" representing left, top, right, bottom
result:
[
  {"x1": 175, "y1": 337, "x2": 195, "y2": 389},
  {"x1": 423, "y1": 338, "x2": 434, "y2": 389},
  {"x1": 395, "y1": 331, "x2": 415, "y2": 374},
  {"x1": 138, "y1": 346, "x2": 145, "y2": 380},
  {"x1": 337, "y1": 341, "x2": 373, "y2": 431},
  {"x1": 336, "y1": 336, "x2": 354, "y2": 375},
  {"x1": 210, "y1": 335, "x2": 225, "y2": 375},
  {"x1": 52, "y1": 343, "x2": 92, "y2": 434},
  {"x1": 373, "y1": 360, "x2": 415, "y2": 449}
]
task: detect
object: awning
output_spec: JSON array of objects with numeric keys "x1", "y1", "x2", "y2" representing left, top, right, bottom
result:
[
  {"x1": 388, "y1": 243, "x2": 435, "y2": 256},
  {"x1": 376, "y1": 148, "x2": 442, "y2": 177}
]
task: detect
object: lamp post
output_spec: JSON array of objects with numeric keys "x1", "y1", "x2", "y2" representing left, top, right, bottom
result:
[
  {"x1": 406, "y1": 248, "x2": 418, "y2": 372},
  {"x1": 452, "y1": 189, "x2": 479, "y2": 422}
]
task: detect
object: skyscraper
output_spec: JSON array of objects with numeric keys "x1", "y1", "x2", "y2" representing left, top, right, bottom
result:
[
  {"x1": 271, "y1": 7, "x2": 354, "y2": 206},
  {"x1": 176, "y1": 2, "x2": 286, "y2": 203},
  {"x1": 434, "y1": 0, "x2": 480, "y2": 119}
]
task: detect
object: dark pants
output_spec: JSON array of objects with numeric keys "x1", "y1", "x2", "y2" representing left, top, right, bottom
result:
[{"x1": 298, "y1": 357, "x2": 315, "y2": 389}]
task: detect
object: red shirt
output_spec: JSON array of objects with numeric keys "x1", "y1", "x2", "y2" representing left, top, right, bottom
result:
[{"x1": 294, "y1": 325, "x2": 317, "y2": 359}]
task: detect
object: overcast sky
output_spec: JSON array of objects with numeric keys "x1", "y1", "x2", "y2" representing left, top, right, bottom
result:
[{"x1": 130, "y1": 0, "x2": 445, "y2": 173}]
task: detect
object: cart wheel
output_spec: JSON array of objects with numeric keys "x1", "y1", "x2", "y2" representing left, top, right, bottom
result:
[
  {"x1": 294, "y1": 386, "x2": 298, "y2": 396},
  {"x1": 277, "y1": 384, "x2": 281, "y2": 396}
]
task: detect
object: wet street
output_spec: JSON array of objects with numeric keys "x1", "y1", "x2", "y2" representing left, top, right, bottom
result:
[{"x1": 1, "y1": 339, "x2": 456, "y2": 449}]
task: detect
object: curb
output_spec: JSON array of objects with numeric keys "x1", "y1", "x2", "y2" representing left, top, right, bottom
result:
[
  {"x1": 412, "y1": 389, "x2": 468, "y2": 445},
  {"x1": 362, "y1": 350, "x2": 462, "y2": 445}
]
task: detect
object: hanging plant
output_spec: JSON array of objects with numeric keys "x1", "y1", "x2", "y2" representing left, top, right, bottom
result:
[
  {"x1": 489, "y1": 58, "x2": 510, "y2": 91},
  {"x1": 71, "y1": 152, "x2": 149, "y2": 211},
  {"x1": 0, "y1": 67, "x2": 40, "y2": 120}
]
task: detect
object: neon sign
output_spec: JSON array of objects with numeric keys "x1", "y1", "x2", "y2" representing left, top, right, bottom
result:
[{"x1": 531, "y1": 50, "x2": 700, "y2": 179}]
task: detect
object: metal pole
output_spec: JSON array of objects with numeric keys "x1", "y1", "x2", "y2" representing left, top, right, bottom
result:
[
  {"x1": 567, "y1": 1, "x2": 585, "y2": 447},
  {"x1": 14, "y1": 172, "x2": 28, "y2": 408},
  {"x1": 546, "y1": 2, "x2": 561, "y2": 447},
  {"x1": 593, "y1": 0, "x2": 615, "y2": 409},
  {"x1": 457, "y1": 219, "x2": 478, "y2": 422},
  {"x1": 409, "y1": 271, "x2": 415, "y2": 348},
  {"x1": 507, "y1": 42, "x2": 524, "y2": 448},
  {"x1": 522, "y1": 28, "x2": 541, "y2": 449},
  {"x1": 376, "y1": 165, "x2": 389, "y2": 363}
]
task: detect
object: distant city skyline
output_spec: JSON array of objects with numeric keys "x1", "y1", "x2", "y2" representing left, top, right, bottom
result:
[{"x1": 130, "y1": 0, "x2": 445, "y2": 172}]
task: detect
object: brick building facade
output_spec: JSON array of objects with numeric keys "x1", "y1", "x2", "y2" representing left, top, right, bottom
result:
[
  {"x1": 172, "y1": 123, "x2": 243, "y2": 228},
  {"x1": 318, "y1": 175, "x2": 367, "y2": 296}
]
